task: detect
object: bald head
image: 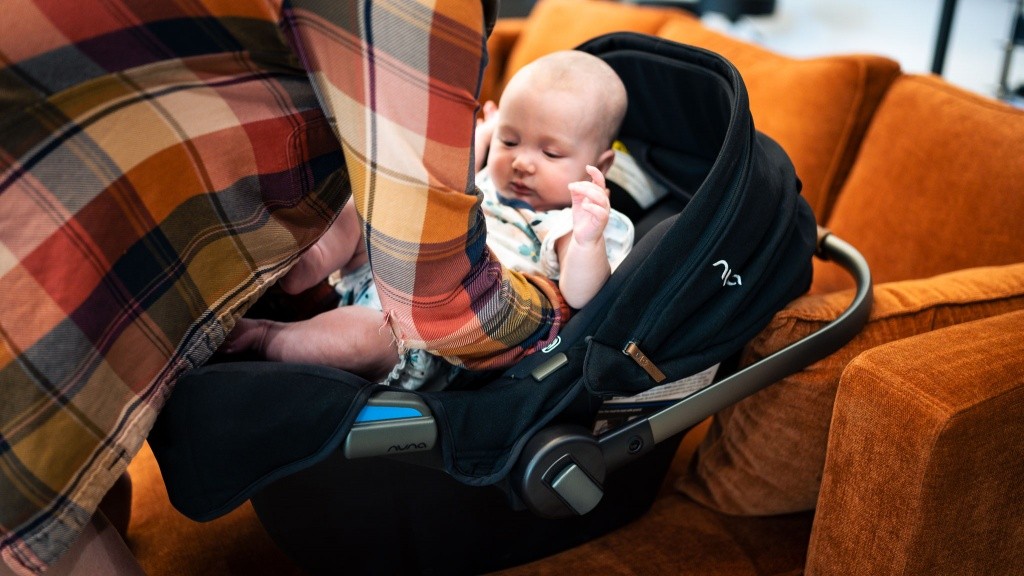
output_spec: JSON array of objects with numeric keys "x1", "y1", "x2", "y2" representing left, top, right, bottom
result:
[{"x1": 502, "y1": 51, "x2": 628, "y2": 148}]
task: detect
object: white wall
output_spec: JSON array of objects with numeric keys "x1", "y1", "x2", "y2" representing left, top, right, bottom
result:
[{"x1": 706, "y1": 0, "x2": 1024, "y2": 100}]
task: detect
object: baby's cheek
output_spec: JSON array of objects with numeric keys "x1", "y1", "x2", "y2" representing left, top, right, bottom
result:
[{"x1": 489, "y1": 161, "x2": 509, "y2": 186}]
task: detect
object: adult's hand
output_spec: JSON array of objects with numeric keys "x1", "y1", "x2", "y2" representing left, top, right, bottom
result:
[
  {"x1": 224, "y1": 307, "x2": 398, "y2": 381},
  {"x1": 278, "y1": 197, "x2": 366, "y2": 295}
]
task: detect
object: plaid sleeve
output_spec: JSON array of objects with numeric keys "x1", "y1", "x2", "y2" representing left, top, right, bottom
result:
[
  {"x1": 281, "y1": 0, "x2": 569, "y2": 369},
  {"x1": 0, "y1": 1, "x2": 346, "y2": 573}
]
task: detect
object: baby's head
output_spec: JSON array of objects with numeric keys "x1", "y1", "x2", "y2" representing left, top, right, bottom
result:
[{"x1": 487, "y1": 50, "x2": 627, "y2": 211}]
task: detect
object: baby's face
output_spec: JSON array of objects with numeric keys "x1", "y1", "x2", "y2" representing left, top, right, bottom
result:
[{"x1": 487, "y1": 86, "x2": 607, "y2": 212}]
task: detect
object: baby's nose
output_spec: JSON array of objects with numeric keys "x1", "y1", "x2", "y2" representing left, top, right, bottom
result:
[{"x1": 512, "y1": 153, "x2": 534, "y2": 174}]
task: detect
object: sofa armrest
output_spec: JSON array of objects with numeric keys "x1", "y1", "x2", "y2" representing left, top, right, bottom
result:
[
  {"x1": 807, "y1": 309, "x2": 1024, "y2": 575},
  {"x1": 480, "y1": 18, "x2": 526, "y2": 105}
]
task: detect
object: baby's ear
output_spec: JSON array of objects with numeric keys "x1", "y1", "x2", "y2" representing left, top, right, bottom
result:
[{"x1": 595, "y1": 148, "x2": 615, "y2": 175}]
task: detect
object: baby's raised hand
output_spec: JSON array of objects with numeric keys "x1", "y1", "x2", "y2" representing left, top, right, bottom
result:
[{"x1": 567, "y1": 165, "x2": 610, "y2": 245}]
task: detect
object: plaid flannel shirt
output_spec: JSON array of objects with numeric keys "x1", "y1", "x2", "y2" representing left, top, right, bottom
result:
[{"x1": 0, "y1": 1, "x2": 566, "y2": 573}]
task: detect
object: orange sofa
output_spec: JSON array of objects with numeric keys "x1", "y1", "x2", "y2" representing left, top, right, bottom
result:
[{"x1": 124, "y1": 1, "x2": 1024, "y2": 574}]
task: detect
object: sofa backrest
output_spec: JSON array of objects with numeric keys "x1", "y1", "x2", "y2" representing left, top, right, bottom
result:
[
  {"x1": 484, "y1": 0, "x2": 900, "y2": 225},
  {"x1": 502, "y1": 0, "x2": 676, "y2": 84},
  {"x1": 813, "y1": 74, "x2": 1024, "y2": 293}
]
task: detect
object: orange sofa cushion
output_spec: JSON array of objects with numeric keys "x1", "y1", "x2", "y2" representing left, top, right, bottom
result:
[
  {"x1": 676, "y1": 262, "x2": 1024, "y2": 515},
  {"x1": 481, "y1": 18, "x2": 527, "y2": 107},
  {"x1": 813, "y1": 74, "x2": 1024, "y2": 293},
  {"x1": 500, "y1": 0, "x2": 679, "y2": 94},
  {"x1": 656, "y1": 18, "x2": 899, "y2": 223}
]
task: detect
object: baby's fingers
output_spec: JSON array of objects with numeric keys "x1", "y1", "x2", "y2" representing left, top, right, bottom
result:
[
  {"x1": 577, "y1": 197, "x2": 608, "y2": 222},
  {"x1": 569, "y1": 180, "x2": 610, "y2": 209},
  {"x1": 585, "y1": 165, "x2": 606, "y2": 190}
]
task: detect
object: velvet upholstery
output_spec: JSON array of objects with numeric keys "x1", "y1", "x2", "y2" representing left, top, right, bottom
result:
[
  {"x1": 807, "y1": 310, "x2": 1024, "y2": 575},
  {"x1": 502, "y1": 0, "x2": 676, "y2": 91},
  {"x1": 813, "y1": 74, "x2": 1024, "y2": 293},
  {"x1": 479, "y1": 18, "x2": 526, "y2": 110}
]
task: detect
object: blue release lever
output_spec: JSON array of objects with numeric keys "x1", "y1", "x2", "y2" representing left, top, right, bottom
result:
[{"x1": 354, "y1": 405, "x2": 423, "y2": 423}]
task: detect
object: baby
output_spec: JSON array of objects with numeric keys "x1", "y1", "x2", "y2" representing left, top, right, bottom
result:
[{"x1": 225, "y1": 50, "x2": 632, "y2": 388}]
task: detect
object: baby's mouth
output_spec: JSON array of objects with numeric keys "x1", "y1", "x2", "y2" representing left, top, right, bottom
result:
[{"x1": 508, "y1": 180, "x2": 532, "y2": 198}]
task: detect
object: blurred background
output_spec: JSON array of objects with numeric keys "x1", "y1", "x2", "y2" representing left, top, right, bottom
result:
[{"x1": 499, "y1": 0, "x2": 1024, "y2": 105}]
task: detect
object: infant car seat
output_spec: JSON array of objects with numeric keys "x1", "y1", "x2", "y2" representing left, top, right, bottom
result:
[{"x1": 148, "y1": 32, "x2": 872, "y2": 574}]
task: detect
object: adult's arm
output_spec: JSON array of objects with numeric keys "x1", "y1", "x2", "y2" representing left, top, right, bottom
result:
[{"x1": 279, "y1": 0, "x2": 569, "y2": 368}]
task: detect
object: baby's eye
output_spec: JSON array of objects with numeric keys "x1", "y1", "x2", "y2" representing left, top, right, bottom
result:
[
  {"x1": 543, "y1": 150, "x2": 563, "y2": 159},
  {"x1": 500, "y1": 139, "x2": 518, "y2": 147}
]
